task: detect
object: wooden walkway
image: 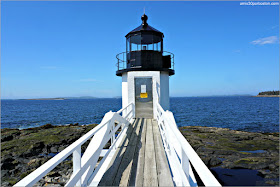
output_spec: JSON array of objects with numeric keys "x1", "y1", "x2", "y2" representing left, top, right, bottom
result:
[{"x1": 98, "y1": 118, "x2": 174, "y2": 186}]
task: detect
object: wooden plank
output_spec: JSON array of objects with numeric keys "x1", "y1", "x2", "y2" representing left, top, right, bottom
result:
[
  {"x1": 143, "y1": 119, "x2": 158, "y2": 186},
  {"x1": 135, "y1": 102, "x2": 153, "y2": 118},
  {"x1": 132, "y1": 118, "x2": 146, "y2": 186},
  {"x1": 98, "y1": 119, "x2": 137, "y2": 186},
  {"x1": 122, "y1": 118, "x2": 139, "y2": 147},
  {"x1": 152, "y1": 119, "x2": 174, "y2": 187},
  {"x1": 113, "y1": 118, "x2": 143, "y2": 186}
]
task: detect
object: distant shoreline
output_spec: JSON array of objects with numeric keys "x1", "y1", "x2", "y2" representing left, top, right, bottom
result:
[
  {"x1": 25, "y1": 98, "x2": 65, "y2": 100},
  {"x1": 254, "y1": 95, "x2": 280, "y2": 97}
]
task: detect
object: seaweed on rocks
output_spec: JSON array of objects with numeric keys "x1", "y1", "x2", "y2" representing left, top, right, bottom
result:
[
  {"x1": 180, "y1": 126, "x2": 279, "y2": 186},
  {"x1": 1, "y1": 123, "x2": 97, "y2": 186}
]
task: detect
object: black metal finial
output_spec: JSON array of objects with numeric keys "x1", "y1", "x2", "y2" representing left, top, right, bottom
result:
[{"x1": 141, "y1": 14, "x2": 148, "y2": 26}]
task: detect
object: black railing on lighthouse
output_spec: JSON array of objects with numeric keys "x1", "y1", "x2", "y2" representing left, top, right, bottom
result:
[{"x1": 116, "y1": 51, "x2": 175, "y2": 76}]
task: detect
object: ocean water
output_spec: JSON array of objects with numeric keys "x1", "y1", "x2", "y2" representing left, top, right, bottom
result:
[{"x1": 1, "y1": 97, "x2": 279, "y2": 133}]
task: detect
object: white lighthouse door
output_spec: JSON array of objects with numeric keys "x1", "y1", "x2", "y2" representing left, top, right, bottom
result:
[{"x1": 135, "y1": 78, "x2": 153, "y2": 118}]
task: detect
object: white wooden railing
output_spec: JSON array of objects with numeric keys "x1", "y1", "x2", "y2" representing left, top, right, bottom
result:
[
  {"x1": 156, "y1": 103, "x2": 221, "y2": 187},
  {"x1": 14, "y1": 103, "x2": 135, "y2": 187}
]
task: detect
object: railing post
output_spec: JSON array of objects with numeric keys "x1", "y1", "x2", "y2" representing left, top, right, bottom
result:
[
  {"x1": 111, "y1": 124, "x2": 116, "y2": 149},
  {"x1": 118, "y1": 59, "x2": 119, "y2": 70},
  {"x1": 181, "y1": 148, "x2": 190, "y2": 181},
  {"x1": 73, "y1": 146, "x2": 81, "y2": 186},
  {"x1": 133, "y1": 103, "x2": 135, "y2": 118}
]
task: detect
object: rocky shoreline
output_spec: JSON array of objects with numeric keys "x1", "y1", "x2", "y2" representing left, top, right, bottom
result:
[
  {"x1": 254, "y1": 95, "x2": 280, "y2": 97},
  {"x1": 1, "y1": 124, "x2": 279, "y2": 186},
  {"x1": 1, "y1": 123, "x2": 98, "y2": 186},
  {"x1": 180, "y1": 126, "x2": 279, "y2": 186}
]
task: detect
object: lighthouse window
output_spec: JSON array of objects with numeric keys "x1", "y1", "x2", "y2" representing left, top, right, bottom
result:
[
  {"x1": 126, "y1": 37, "x2": 130, "y2": 53},
  {"x1": 153, "y1": 41, "x2": 161, "y2": 52},
  {"x1": 130, "y1": 34, "x2": 141, "y2": 51},
  {"x1": 128, "y1": 33, "x2": 163, "y2": 52},
  {"x1": 141, "y1": 34, "x2": 154, "y2": 51},
  {"x1": 153, "y1": 43, "x2": 158, "y2": 51},
  {"x1": 153, "y1": 35, "x2": 162, "y2": 52},
  {"x1": 142, "y1": 45, "x2": 147, "y2": 50}
]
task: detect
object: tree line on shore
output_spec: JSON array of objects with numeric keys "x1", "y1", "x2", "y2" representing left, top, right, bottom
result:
[{"x1": 258, "y1": 91, "x2": 279, "y2": 96}]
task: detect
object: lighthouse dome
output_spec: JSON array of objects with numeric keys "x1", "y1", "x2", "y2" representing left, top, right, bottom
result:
[
  {"x1": 125, "y1": 14, "x2": 164, "y2": 38},
  {"x1": 116, "y1": 14, "x2": 174, "y2": 76}
]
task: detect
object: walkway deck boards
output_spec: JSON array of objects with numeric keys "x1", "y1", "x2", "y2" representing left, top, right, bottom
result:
[{"x1": 98, "y1": 118, "x2": 173, "y2": 187}]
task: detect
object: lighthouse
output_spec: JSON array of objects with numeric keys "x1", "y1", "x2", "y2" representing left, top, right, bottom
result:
[{"x1": 116, "y1": 14, "x2": 174, "y2": 119}]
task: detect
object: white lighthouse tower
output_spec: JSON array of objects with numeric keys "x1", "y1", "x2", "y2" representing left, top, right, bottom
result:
[{"x1": 116, "y1": 14, "x2": 174, "y2": 119}]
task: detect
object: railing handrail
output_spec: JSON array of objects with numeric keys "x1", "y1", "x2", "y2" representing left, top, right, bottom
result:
[
  {"x1": 156, "y1": 103, "x2": 221, "y2": 187},
  {"x1": 14, "y1": 102, "x2": 135, "y2": 187},
  {"x1": 14, "y1": 119, "x2": 112, "y2": 187},
  {"x1": 117, "y1": 102, "x2": 132, "y2": 114},
  {"x1": 65, "y1": 112, "x2": 130, "y2": 186}
]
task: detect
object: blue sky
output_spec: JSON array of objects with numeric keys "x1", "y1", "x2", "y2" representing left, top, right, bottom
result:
[{"x1": 1, "y1": 1, "x2": 279, "y2": 99}]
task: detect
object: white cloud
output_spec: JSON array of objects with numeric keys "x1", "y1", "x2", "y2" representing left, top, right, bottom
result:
[{"x1": 251, "y1": 36, "x2": 278, "y2": 45}]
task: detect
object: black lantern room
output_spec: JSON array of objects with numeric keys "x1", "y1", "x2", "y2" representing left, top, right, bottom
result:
[{"x1": 116, "y1": 14, "x2": 175, "y2": 76}]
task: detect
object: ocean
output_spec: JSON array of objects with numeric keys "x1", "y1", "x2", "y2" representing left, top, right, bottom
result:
[{"x1": 1, "y1": 97, "x2": 279, "y2": 133}]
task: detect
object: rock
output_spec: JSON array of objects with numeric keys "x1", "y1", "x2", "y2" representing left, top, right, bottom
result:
[
  {"x1": 264, "y1": 173, "x2": 278, "y2": 179},
  {"x1": 27, "y1": 158, "x2": 43, "y2": 168},
  {"x1": 44, "y1": 176, "x2": 52, "y2": 183},
  {"x1": 46, "y1": 171, "x2": 60, "y2": 177},
  {"x1": 1, "y1": 123, "x2": 98, "y2": 185},
  {"x1": 1, "y1": 170, "x2": 9, "y2": 177},
  {"x1": 24, "y1": 141, "x2": 45, "y2": 157},
  {"x1": 213, "y1": 150, "x2": 236, "y2": 155},
  {"x1": 1, "y1": 157, "x2": 17, "y2": 170},
  {"x1": 266, "y1": 180, "x2": 279, "y2": 185},
  {"x1": 50, "y1": 146, "x2": 58, "y2": 153},
  {"x1": 269, "y1": 163, "x2": 277, "y2": 170},
  {"x1": 58, "y1": 146, "x2": 66, "y2": 152},
  {"x1": 209, "y1": 157, "x2": 222, "y2": 167},
  {"x1": 179, "y1": 126, "x2": 279, "y2": 186},
  {"x1": 258, "y1": 169, "x2": 270, "y2": 177},
  {"x1": 2, "y1": 123, "x2": 277, "y2": 186},
  {"x1": 1, "y1": 182, "x2": 10, "y2": 186},
  {"x1": 1, "y1": 134, "x2": 14, "y2": 142},
  {"x1": 39, "y1": 124, "x2": 54, "y2": 129}
]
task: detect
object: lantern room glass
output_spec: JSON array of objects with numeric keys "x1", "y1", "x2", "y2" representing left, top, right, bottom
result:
[{"x1": 126, "y1": 33, "x2": 163, "y2": 53}]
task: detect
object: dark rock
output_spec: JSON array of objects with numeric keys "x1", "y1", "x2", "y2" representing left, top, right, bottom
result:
[
  {"x1": 10, "y1": 168, "x2": 21, "y2": 175},
  {"x1": 268, "y1": 164, "x2": 277, "y2": 170},
  {"x1": 46, "y1": 171, "x2": 61, "y2": 177},
  {"x1": 1, "y1": 134, "x2": 14, "y2": 142},
  {"x1": 1, "y1": 170, "x2": 9, "y2": 177},
  {"x1": 50, "y1": 146, "x2": 58, "y2": 153},
  {"x1": 40, "y1": 124, "x2": 54, "y2": 129},
  {"x1": 201, "y1": 157, "x2": 211, "y2": 166},
  {"x1": 257, "y1": 169, "x2": 270, "y2": 177},
  {"x1": 265, "y1": 173, "x2": 278, "y2": 179},
  {"x1": 1, "y1": 182, "x2": 10, "y2": 186},
  {"x1": 1, "y1": 123, "x2": 98, "y2": 185},
  {"x1": 1, "y1": 157, "x2": 17, "y2": 170},
  {"x1": 209, "y1": 157, "x2": 222, "y2": 167},
  {"x1": 252, "y1": 163, "x2": 270, "y2": 170},
  {"x1": 24, "y1": 141, "x2": 45, "y2": 157},
  {"x1": 266, "y1": 180, "x2": 279, "y2": 185},
  {"x1": 58, "y1": 146, "x2": 66, "y2": 152}
]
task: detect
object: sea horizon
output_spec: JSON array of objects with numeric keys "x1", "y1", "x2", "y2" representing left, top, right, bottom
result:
[{"x1": 1, "y1": 97, "x2": 278, "y2": 133}]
